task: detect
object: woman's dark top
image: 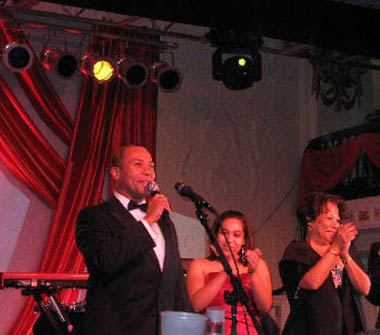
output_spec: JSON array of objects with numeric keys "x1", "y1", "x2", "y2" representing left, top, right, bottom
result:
[
  {"x1": 366, "y1": 264, "x2": 380, "y2": 328},
  {"x1": 366, "y1": 271, "x2": 380, "y2": 306},
  {"x1": 279, "y1": 241, "x2": 364, "y2": 335}
]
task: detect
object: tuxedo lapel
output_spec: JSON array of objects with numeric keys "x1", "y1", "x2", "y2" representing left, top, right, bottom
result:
[
  {"x1": 107, "y1": 197, "x2": 134, "y2": 224},
  {"x1": 106, "y1": 197, "x2": 162, "y2": 273},
  {"x1": 158, "y1": 215, "x2": 177, "y2": 275},
  {"x1": 157, "y1": 218, "x2": 168, "y2": 272}
]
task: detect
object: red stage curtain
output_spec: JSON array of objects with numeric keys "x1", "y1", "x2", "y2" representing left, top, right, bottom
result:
[
  {"x1": 297, "y1": 133, "x2": 380, "y2": 206},
  {"x1": 0, "y1": 72, "x2": 64, "y2": 206},
  {"x1": 16, "y1": 66, "x2": 74, "y2": 145},
  {"x1": 6, "y1": 26, "x2": 158, "y2": 335}
]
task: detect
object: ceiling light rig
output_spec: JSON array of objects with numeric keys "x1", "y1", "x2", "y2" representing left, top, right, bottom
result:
[
  {"x1": 0, "y1": 8, "x2": 191, "y2": 91},
  {"x1": 36, "y1": 47, "x2": 184, "y2": 90},
  {"x1": 0, "y1": 7, "x2": 192, "y2": 91}
]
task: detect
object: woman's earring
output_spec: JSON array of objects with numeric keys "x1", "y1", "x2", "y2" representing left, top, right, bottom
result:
[{"x1": 239, "y1": 245, "x2": 248, "y2": 266}]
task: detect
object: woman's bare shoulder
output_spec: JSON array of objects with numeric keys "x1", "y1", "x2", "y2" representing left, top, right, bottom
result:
[
  {"x1": 189, "y1": 258, "x2": 220, "y2": 272},
  {"x1": 189, "y1": 258, "x2": 209, "y2": 268},
  {"x1": 193, "y1": 258, "x2": 223, "y2": 273}
]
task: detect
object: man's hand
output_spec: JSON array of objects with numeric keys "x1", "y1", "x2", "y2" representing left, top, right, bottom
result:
[{"x1": 145, "y1": 194, "x2": 171, "y2": 225}]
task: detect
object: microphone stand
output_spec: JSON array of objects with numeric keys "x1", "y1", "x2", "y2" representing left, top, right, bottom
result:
[
  {"x1": 224, "y1": 290, "x2": 238, "y2": 335},
  {"x1": 193, "y1": 203, "x2": 264, "y2": 335}
]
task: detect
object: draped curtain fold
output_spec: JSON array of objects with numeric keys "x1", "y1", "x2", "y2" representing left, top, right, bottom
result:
[
  {"x1": 0, "y1": 72, "x2": 65, "y2": 206},
  {"x1": 297, "y1": 133, "x2": 380, "y2": 206},
  {"x1": 0, "y1": 18, "x2": 158, "y2": 334}
]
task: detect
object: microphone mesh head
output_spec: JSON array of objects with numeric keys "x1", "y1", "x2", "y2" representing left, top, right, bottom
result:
[
  {"x1": 145, "y1": 181, "x2": 160, "y2": 197},
  {"x1": 174, "y1": 181, "x2": 185, "y2": 193}
]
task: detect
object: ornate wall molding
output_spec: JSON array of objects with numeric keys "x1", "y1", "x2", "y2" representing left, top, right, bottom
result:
[{"x1": 310, "y1": 51, "x2": 368, "y2": 111}]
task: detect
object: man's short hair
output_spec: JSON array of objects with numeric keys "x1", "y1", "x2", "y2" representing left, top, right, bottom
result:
[{"x1": 110, "y1": 144, "x2": 145, "y2": 168}]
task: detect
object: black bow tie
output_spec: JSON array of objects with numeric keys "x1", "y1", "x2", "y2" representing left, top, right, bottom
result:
[{"x1": 128, "y1": 201, "x2": 148, "y2": 212}]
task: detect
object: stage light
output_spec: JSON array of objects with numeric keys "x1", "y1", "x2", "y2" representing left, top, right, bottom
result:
[
  {"x1": 238, "y1": 57, "x2": 247, "y2": 67},
  {"x1": 80, "y1": 53, "x2": 115, "y2": 83},
  {"x1": 222, "y1": 54, "x2": 259, "y2": 90},
  {"x1": 150, "y1": 61, "x2": 182, "y2": 93},
  {"x1": 93, "y1": 59, "x2": 115, "y2": 82},
  {"x1": 117, "y1": 56, "x2": 148, "y2": 88},
  {"x1": 2, "y1": 42, "x2": 34, "y2": 72},
  {"x1": 41, "y1": 47, "x2": 79, "y2": 79},
  {"x1": 212, "y1": 48, "x2": 262, "y2": 90}
]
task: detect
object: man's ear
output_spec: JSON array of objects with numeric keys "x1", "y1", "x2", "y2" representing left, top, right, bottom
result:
[{"x1": 110, "y1": 166, "x2": 120, "y2": 181}]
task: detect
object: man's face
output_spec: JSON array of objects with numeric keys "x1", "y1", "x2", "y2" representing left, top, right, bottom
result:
[{"x1": 111, "y1": 146, "x2": 155, "y2": 201}]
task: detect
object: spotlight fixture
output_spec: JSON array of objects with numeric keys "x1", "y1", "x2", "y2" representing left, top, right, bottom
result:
[
  {"x1": 2, "y1": 42, "x2": 34, "y2": 72},
  {"x1": 212, "y1": 48, "x2": 262, "y2": 90},
  {"x1": 92, "y1": 58, "x2": 115, "y2": 83},
  {"x1": 80, "y1": 53, "x2": 115, "y2": 83},
  {"x1": 41, "y1": 47, "x2": 79, "y2": 79},
  {"x1": 117, "y1": 56, "x2": 148, "y2": 88},
  {"x1": 150, "y1": 61, "x2": 182, "y2": 93}
]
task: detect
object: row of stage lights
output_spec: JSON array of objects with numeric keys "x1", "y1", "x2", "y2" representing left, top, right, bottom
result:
[
  {"x1": 2, "y1": 29, "x2": 264, "y2": 91},
  {"x1": 1, "y1": 42, "x2": 183, "y2": 92}
]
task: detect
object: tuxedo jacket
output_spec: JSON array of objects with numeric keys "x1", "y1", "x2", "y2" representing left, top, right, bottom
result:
[{"x1": 75, "y1": 197, "x2": 191, "y2": 335}]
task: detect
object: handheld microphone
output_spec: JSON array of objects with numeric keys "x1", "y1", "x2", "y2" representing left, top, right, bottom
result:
[
  {"x1": 145, "y1": 181, "x2": 160, "y2": 197},
  {"x1": 174, "y1": 181, "x2": 217, "y2": 214},
  {"x1": 145, "y1": 181, "x2": 170, "y2": 220}
]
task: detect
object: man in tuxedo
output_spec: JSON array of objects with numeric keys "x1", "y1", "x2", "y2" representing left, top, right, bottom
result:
[{"x1": 76, "y1": 145, "x2": 191, "y2": 335}]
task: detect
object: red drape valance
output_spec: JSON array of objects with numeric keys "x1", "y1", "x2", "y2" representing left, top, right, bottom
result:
[{"x1": 297, "y1": 133, "x2": 380, "y2": 206}]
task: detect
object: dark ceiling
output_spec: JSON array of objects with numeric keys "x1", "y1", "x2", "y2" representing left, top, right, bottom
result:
[{"x1": 42, "y1": 0, "x2": 380, "y2": 59}]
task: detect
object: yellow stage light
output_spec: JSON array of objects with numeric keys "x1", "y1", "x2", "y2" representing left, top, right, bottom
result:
[
  {"x1": 93, "y1": 59, "x2": 115, "y2": 82},
  {"x1": 238, "y1": 57, "x2": 247, "y2": 67},
  {"x1": 80, "y1": 53, "x2": 115, "y2": 83}
]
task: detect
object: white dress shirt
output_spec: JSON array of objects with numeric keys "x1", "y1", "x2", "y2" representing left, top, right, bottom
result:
[{"x1": 114, "y1": 192, "x2": 166, "y2": 271}]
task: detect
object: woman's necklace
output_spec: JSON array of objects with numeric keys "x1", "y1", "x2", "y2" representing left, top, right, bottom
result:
[{"x1": 331, "y1": 262, "x2": 344, "y2": 288}]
